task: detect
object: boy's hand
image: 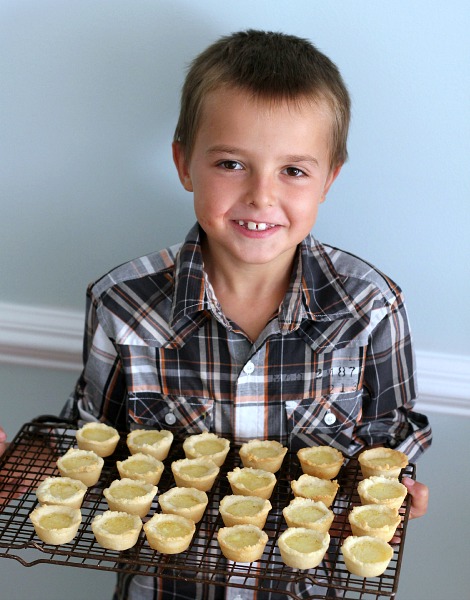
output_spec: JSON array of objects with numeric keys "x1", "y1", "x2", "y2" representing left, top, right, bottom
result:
[
  {"x1": 0, "y1": 426, "x2": 7, "y2": 457},
  {"x1": 402, "y1": 477, "x2": 429, "y2": 519}
]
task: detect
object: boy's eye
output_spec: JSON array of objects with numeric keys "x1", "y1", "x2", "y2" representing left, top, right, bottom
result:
[
  {"x1": 284, "y1": 167, "x2": 306, "y2": 177},
  {"x1": 218, "y1": 160, "x2": 243, "y2": 170}
]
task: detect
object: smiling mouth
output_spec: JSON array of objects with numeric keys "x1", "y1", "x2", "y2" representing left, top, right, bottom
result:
[{"x1": 236, "y1": 220, "x2": 277, "y2": 231}]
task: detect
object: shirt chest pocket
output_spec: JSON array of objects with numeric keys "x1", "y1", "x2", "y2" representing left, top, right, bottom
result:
[{"x1": 128, "y1": 393, "x2": 214, "y2": 441}]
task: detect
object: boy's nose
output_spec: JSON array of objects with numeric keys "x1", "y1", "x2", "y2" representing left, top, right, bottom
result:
[{"x1": 245, "y1": 173, "x2": 276, "y2": 207}]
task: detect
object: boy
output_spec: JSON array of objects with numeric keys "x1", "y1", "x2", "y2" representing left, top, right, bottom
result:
[{"x1": 62, "y1": 29, "x2": 430, "y2": 598}]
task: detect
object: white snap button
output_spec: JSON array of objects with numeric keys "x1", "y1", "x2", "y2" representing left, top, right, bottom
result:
[
  {"x1": 243, "y1": 361, "x2": 255, "y2": 374},
  {"x1": 324, "y1": 411, "x2": 336, "y2": 425},
  {"x1": 164, "y1": 412, "x2": 176, "y2": 425}
]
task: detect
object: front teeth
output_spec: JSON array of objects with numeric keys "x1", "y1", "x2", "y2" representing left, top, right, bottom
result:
[{"x1": 238, "y1": 220, "x2": 273, "y2": 231}]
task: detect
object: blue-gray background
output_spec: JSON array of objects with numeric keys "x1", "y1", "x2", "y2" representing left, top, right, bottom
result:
[{"x1": 1, "y1": 1, "x2": 468, "y2": 598}]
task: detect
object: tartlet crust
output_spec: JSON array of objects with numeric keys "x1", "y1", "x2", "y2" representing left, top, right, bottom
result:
[
  {"x1": 56, "y1": 448, "x2": 104, "y2": 486},
  {"x1": 239, "y1": 439, "x2": 287, "y2": 473},
  {"x1": 277, "y1": 527, "x2": 330, "y2": 569},
  {"x1": 341, "y1": 535, "x2": 394, "y2": 577},
  {"x1": 103, "y1": 478, "x2": 158, "y2": 518},
  {"x1": 92, "y1": 510, "x2": 143, "y2": 551},
  {"x1": 158, "y1": 486, "x2": 208, "y2": 523},
  {"x1": 219, "y1": 494, "x2": 272, "y2": 528},
  {"x1": 144, "y1": 513, "x2": 195, "y2": 554},
  {"x1": 171, "y1": 457, "x2": 220, "y2": 491},
  {"x1": 29, "y1": 504, "x2": 82, "y2": 545},
  {"x1": 282, "y1": 497, "x2": 334, "y2": 533},
  {"x1": 358, "y1": 447, "x2": 408, "y2": 479},
  {"x1": 116, "y1": 452, "x2": 164, "y2": 485},
  {"x1": 75, "y1": 422, "x2": 120, "y2": 457},
  {"x1": 183, "y1": 432, "x2": 230, "y2": 467},
  {"x1": 348, "y1": 504, "x2": 401, "y2": 542},
  {"x1": 297, "y1": 445, "x2": 344, "y2": 479},
  {"x1": 227, "y1": 467, "x2": 277, "y2": 500},
  {"x1": 357, "y1": 476, "x2": 407, "y2": 511},
  {"x1": 217, "y1": 524, "x2": 269, "y2": 563},
  {"x1": 36, "y1": 476, "x2": 87, "y2": 509},
  {"x1": 291, "y1": 474, "x2": 339, "y2": 507},
  {"x1": 127, "y1": 429, "x2": 174, "y2": 461}
]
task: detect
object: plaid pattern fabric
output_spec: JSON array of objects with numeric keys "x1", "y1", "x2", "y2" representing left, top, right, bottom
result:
[{"x1": 63, "y1": 223, "x2": 431, "y2": 600}]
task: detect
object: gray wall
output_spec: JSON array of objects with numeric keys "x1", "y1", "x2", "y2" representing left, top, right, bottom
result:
[{"x1": 1, "y1": 1, "x2": 469, "y2": 598}]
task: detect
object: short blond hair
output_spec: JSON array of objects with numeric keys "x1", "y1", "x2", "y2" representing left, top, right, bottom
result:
[{"x1": 174, "y1": 29, "x2": 351, "y2": 170}]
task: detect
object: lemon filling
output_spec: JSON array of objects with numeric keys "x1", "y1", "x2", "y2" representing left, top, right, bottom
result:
[
  {"x1": 40, "y1": 513, "x2": 74, "y2": 529},
  {"x1": 110, "y1": 485, "x2": 147, "y2": 499},
  {"x1": 250, "y1": 447, "x2": 279, "y2": 458},
  {"x1": 224, "y1": 531, "x2": 260, "y2": 548},
  {"x1": 62, "y1": 455, "x2": 98, "y2": 469},
  {"x1": 180, "y1": 465, "x2": 210, "y2": 478},
  {"x1": 194, "y1": 440, "x2": 224, "y2": 454},
  {"x1": 82, "y1": 429, "x2": 113, "y2": 442},
  {"x1": 286, "y1": 534, "x2": 322, "y2": 553},
  {"x1": 168, "y1": 494, "x2": 200, "y2": 508},
  {"x1": 48, "y1": 482, "x2": 81, "y2": 500},
  {"x1": 227, "y1": 500, "x2": 263, "y2": 516},
  {"x1": 290, "y1": 506, "x2": 325, "y2": 522},
  {"x1": 156, "y1": 522, "x2": 191, "y2": 538},
  {"x1": 304, "y1": 449, "x2": 336, "y2": 464},
  {"x1": 351, "y1": 540, "x2": 389, "y2": 562},
  {"x1": 356, "y1": 510, "x2": 393, "y2": 528},
  {"x1": 368, "y1": 483, "x2": 402, "y2": 500},
  {"x1": 102, "y1": 516, "x2": 135, "y2": 535},
  {"x1": 238, "y1": 473, "x2": 270, "y2": 490}
]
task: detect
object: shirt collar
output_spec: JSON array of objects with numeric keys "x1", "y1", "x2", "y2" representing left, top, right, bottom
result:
[{"x1": 170, "y1": 224, "x2": 358, "y2": 333}]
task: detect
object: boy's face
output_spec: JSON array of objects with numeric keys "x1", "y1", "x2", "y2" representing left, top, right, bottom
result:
[{"x1": 173, "y1": 87, "x2": 341, "y2": 273}]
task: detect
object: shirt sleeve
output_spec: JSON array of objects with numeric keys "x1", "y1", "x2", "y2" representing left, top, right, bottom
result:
[
  {"x1": 61, "y1": 284, "x2": 128, "y2": 430},
  {"x1": 353, "y1": 292, "x2": 432, "y2": 463}
]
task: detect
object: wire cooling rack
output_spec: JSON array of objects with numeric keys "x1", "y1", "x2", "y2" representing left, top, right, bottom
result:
[{"x1": 0, "y1": 418, "x2": 415, "y2": 599}]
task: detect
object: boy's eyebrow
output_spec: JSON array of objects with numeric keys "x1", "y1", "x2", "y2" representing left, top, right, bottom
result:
[{"x1": 206, "y1": 145, "x2": 319, "y2": 166}]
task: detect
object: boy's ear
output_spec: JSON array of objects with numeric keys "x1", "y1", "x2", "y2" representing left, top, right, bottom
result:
[
  {"x1": 320, "y1": 163, "x2": 342, "y2": 203},
  {"x1": 172, "y1": 142, "x2": 193, "y2": 192}
]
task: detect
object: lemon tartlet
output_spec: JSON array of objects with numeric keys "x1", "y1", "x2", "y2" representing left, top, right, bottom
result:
[
  {"x1": 227, "y1": 467, "x2": 277, "y2": 500},
  {"x1": 158, "y1": 486, "x2": 208, "y2": 523},
  {"x1": 219, "y1": 495, "x2": 272, "y2": 528},
  {"x1": 297, "y1": 446, "x2": 344, "y2": 479},
  {"x1": 278, "y1": 527, "x2": 330, "y2": 569},
  {"x1": 29, "y1": 504, "x2": 82, "y2": 545},
  {"x1": 57, "y1": 448, "x2": 104, "y2": 486},
  {"x1": 92, "y1": 510, "x2": 143, "y2": 551},
  {"x1": 357, "y1": 476, "x2": 407, "y2": 511},
  {"x1": 348, "y1": 504, "x2": 401, "y2": 542},
  {"x1": 217, "y1": 524, "x2": 268, "y2": 563},
  {"x1": 127, "y1": 429, "x2": 174, "y2": 461},
  {"x1": 282, "y1": 497, "x2": 334, "y2": 533},
  {"x1": 116, "y1": 452, "x2": 164, "y2": 485},
  {"x1": 75, "y1": 422, "x2": 120, "y2": 457},
  {"x1": 171, "y1": 457, "x2": 220, "y2": 491},
  {"x1": 103, "y1": 478, "x2": 158, "y2": 518},
  {"x1": 291, "y1": 474, "x2": 339, "y2": 507},
  {"x1": 183, "y1": 432, "x2": 230, "y2": 467},
  {"x1": 239, "y1": 439, "x2": 287, "y2": 473},
  {"x1": 358, "y1": 448, "x2": 409, "y2": 479},
  {"x1": 144, "y1": 513, "x2": 195, "y2": 554},
  {"x1": 36, "y1": 476, "x2": 87, "y2": 509},
  {"x1": 341, "y1": 535, "x2": 394, "y2": 577}
]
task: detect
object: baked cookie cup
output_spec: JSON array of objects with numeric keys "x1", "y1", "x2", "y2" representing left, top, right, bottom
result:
[
  {"x1": 116, "y1": 453, "x2": 164, "y2": 486},
  {"x1": 75, "y1": 422, "x2": 120, "y2": 457},
  {"x1": 291, "y1": 474, "x2": 339, "y2": 508},
  {"x1": 297, "y1": 445, "x2": 344, "y2": 479},
  {"x1": 171, "y1": 457, "x2": 220, "y2": 491},
  {"x1": 277, "y1": 527, "x2": 330, "y2": 569},
  {"x1": 127, "y1": 429, "x2": 173, "y2": 461},
  {"x1": 341, "y1": 535, "x2": 394, "y2": 577},
  {"x1": 282, "y1": 497, "x2": 334, "y2": 533},
  {"x1": 183, "y1": 432, "x2": 230, "y2": 467},
  {"x1": 29, "y1": 504, "x2": 81, "y2": 545},
  {"x1": 92, "y1": 510, "x2": 142, "y2": 551},
  {"x1": 358, "y1": 447, "x2": 408, "y2": 479},
  {"x1": 219, "y1": 494, "x2": 272, "y2": 528},
  {"x1": 144, "y1": 513, "x2": 195, "y2": 554},
  {"x1": 158, "y1": 486, "x2": 208, "y2": 523},
  {"x1": 348, "y1": 504, "x2": 401, "y2": 542},
  {"x1": 57, "y1": 448, "x2": 104, "y2": 487},
  {"x1": 36, "y1": 476, "x2": 87, "y2": 509},
  {"x1": 227, "y1": 467, "x2": 276, "y2": 500},
  {"x1": 103, "y1": 478, "x2": 158, "y2": 518},
  {"x1": 357, "y1": 476, "x2": 407, "y2": 511},
  {"x1": 217, "y1": 524, "x2": 268, "y2": 563},
  {"x1": 239, "y1": 439, "x2": 287, "y2": 473}
]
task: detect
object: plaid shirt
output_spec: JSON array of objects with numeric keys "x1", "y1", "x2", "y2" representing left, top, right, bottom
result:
[{"x1": 63, "y1": 223, "x2": 431, "y2": 599}]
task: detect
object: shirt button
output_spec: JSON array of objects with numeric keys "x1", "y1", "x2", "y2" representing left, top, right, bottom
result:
[
  {"x1": 164, "y1": 412, "x2": 176, "y2": 425},
  {"x1": 324, "y1": 411, "x2": 336, "y2": 425},
  {"x1": 243, "y1": 361, "x2": 255, "y2": 374}
]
